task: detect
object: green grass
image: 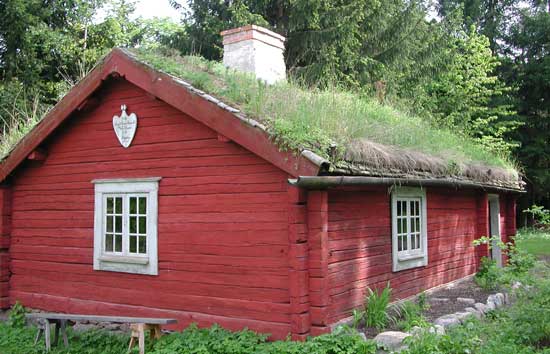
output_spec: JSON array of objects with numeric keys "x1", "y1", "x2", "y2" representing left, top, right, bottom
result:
[
  {"x1": 516, "y1": 228, "x2": 550, "y2": 257},
  {"x1": 131, "y1": 48, "x2": 517, "y2": 178}
]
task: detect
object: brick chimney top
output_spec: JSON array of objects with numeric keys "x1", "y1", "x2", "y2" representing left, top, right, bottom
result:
[{"x1": 220, "y1": 25, "x2": 286, "y2": 84}]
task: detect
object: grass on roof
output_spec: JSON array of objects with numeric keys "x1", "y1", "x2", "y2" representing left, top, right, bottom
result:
[{"x1": 131, "y1": 48, "x2": 516, "y2": 177}]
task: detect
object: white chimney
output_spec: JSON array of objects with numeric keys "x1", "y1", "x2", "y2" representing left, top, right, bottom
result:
[{"x1": 220, "y1": 25, "x2": 286, "y2": 84}]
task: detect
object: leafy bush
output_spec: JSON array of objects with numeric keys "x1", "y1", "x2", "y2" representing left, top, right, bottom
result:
[
  {"x1": 523, "y1": 205, "x2": 550, "y2": 228},
  {"x1": 0, "y1": 323, "x2": 129, "y2": 354},
  {"x1": 7, "y1": 301, "x2": 27, "y2": 328},
  {"x1": 475, "y1": 257, "x2": 503, "y2": 290},
  {"x1": 363, "y1": 283, "x2": 393, "y2": 330},
  {"x1": 149, "y1": 323, "x2": 377, "y2": 354}
]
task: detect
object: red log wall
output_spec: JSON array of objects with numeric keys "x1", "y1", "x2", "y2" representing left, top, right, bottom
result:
[
  {"x1": 0, "y1": 186, "x2": 11, "y2": 309},
  {"x1": 324, "y1": 186, "x2": 516, "y2": 325},
  {"x1": 8, "y1": 79, "x2": 294, "y2": 339}
]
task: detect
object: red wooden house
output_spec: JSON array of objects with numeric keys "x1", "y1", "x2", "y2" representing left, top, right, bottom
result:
[{"x1": 0, "y1": 26, "x2": 522, "y2": 340}]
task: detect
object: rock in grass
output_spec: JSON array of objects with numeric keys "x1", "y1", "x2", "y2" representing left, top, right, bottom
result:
[
  {"x1": 464, "y1": 307, "x2": 482, "y2": 319},
  {"x1": 434, "y1": 314, "x2": 460, "y2": 328},
  {"x1": 454, "y1": 311, "x2": 474, "y2": 323},
  {"x1": 457, "y1": 297, "x2": 476, "y2": 305},
  {"x1": 474, "y1": 302, "x2": 488, "y2": 314},
  {"x1": 374, "y1": 331, "x2": 411, "y2": 352},
  {"x1": 430, "y1": 325, "x2": 446, "y2": 335}
]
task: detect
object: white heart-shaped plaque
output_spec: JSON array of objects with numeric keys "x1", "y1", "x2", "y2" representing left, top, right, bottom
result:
[{"x1": 113, "y1": 105, "x2": 137, "y2": 148}]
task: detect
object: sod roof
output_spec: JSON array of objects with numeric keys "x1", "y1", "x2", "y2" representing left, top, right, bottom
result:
[
  {"x1": 0, "y1": 48, "x2": 523, "y2": 191},
  {"x1": 130, "y1": 49, "x2": 522, "y2": 191}
]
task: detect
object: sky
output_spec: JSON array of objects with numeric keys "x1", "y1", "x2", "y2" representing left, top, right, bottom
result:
[
  {"x1": 94, "y1": 0, "x2": 183, "y2": 22},
  {"x1": 132, "y1": 0, "x2": 182, "y2": 21}
]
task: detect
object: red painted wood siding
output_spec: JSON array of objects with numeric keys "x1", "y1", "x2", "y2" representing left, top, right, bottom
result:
[
  {"x1": 325, "y1": 187, "x2": 511, "y2": 325},
  {"x1": 0, "y1": 186, "x2": 10, "y2": 308},
  {"x1": 8, "y1": 79, "x2": 294, "y2": 339}
]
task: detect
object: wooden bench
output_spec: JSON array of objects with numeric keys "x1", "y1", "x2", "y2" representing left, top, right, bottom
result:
[{"x1": 26, "y1": 313, "x2": 177, "y2": 354}]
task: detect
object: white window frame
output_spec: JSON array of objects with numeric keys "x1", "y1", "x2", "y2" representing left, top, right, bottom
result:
[
  {"x1": 92, "y1": 177, "x2": 161, "y2": 275},
  {"x1": 391, "y1": 187, "x2": 428, "y2": 272}
]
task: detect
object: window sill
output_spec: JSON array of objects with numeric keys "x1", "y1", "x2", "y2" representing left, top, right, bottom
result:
[
  {"x1": 397, "y1": 252, "x2": 425, "y2": 261},
  {"x1": 98, "y1": 255, "x2": 149, "y2": 265}
]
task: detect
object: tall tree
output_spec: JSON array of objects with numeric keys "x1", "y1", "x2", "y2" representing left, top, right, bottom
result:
[{"x1": 507, "y1": 5, "x2": 550, "y2": 206}]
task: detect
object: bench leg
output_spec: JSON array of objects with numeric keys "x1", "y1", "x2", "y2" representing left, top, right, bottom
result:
[
  {"x1": 44, "y1": 320, "x2": 51, "y2": 351},
  {"x1": 34, "y1": 327, "x2": 43, "y2": 345},
  {"x1": 60, "y1": 320, "x2": 69, "y2": 347},
  {"x1": 138, "y1": 324, "x2": 145, "y2": 354},
  {"x1": 53, "y1": 320, "x2": 60, "y2": 346}
]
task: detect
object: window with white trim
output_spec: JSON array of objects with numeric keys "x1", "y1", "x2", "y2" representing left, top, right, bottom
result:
[
  {"x1": 92, "y1": 178, "x2": 160, "y2": 275},
  {"x1": 391, "y1": 187, "x2": 428, "y2": 272}
]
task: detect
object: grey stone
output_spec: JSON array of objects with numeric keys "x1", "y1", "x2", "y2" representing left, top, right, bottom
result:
[
  {"x1": 409, "y1": 326, "x2": 423, "y2": 336},
  {"x1": 464, "y1": 307, "x2": 482, "y2": 319},
  {"x1": 511, "y1": 281, "x2": 523, "y2": 290},
  {"x1": 454, "y1": 311, "x2": 474, "y2": 323},
  {"x1": 374, "y1": 331, "x2": 411, "y2": 352},
  {"x1": 430, "y1": 325, "x2": 446, "y2": 335},
  {"x1": 434, "y1": 314, "x2": 461, "y2": 328},
  {"x1": 474, "y1": 302, "x2": 488, "y2": 314},
  {"x1": 429, "y1": 297, "x2": 451, "y2": 304},
  {"x1": 486, "y1": 299, "x2": 496, "y2": 311},
  {"x1": 487, "y1": 294, "x2": 504, "y2": 309},
  {"x1": 358, "y1": 332, "x2": 368, "y2": 342},
  {"x1": 457, "y1": 297, "x2": 476, "y2": 305}
]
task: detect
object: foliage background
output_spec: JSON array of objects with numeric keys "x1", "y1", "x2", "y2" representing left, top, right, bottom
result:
[{"x1": 0, "y1": 0, "x2": 548, "y2": 220}]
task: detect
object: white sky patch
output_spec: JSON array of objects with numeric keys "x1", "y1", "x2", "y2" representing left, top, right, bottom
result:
[
  {"x1": 94, "y1": 0, "x2": 183, "y2": 23},
  {"x1": 133, "y1": 0, "x2": 182, "y2": 21}
]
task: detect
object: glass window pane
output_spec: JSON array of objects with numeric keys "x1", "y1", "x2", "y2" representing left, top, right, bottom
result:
[
  {"x1": 397, "y1": 218, "x2": 402, "y2": 234},
  {"x1": 130, "y1": 197, "x2": 137, "y2": 214},
  {"x1": 139, "y1": 197, "x2": 147, "y2": 214},
  {"x1": 115, "y1": 197, "x2": 122, "y2": 214},
  {"x1": 403, "y1": 218, "x2": 407, "y2": 233},
  {"x1": 107, "y1": 198, "x2": 113, "y2": 214},
  {"x1": 105, "y1": 234, "x2": 113, "y2": 252},
  {"x1": 139, "y1": 236, "x2": 146, "y2": 254},
  {"x1": 106, "y1": 216, "x2": 113, "y2": 232},
  {"x1": 139, "y1": 217, "x2": 147, "y2": 234},
  {"x1": 129, "y1": 235, "x2": 137, "y2": 253},
  {"x1": 398, "y1": 236, "x2": 402, "y2": 251},
  {"x1": 402, "y1": 201, "x2": 407, "y2": 216},
  {"x1": 416, "y1": 234, "x2": 420, "y2": 249},
  {"x1": 397, "y1": 201, "x2": 401, "y2": 217},
  {"x1": 130, "y1": 216, "x2": 137, "y2": 234},
  {"x1": 403, "y1": 235, "x2": 408, "y2": 250},
  {"x1": 416, "y1": 201, "x2": 420, "y2": 216},
  {"x1": 416, "y1": 218, "x2": 420, "y2": 232},
  {"x1": 115, "y1": 234, "x2": 122, "y2": 252},
  {"x1": 115, "y1": 215, "x2": 122, "y2": 233},
  {"x1": 411, "y1": 234, "x2": 415, "y2": 249}
]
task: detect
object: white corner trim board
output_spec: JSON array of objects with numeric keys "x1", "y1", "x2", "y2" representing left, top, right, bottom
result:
[{"x1": 92, "y1": 177, "x2": 160, "y2": 275}]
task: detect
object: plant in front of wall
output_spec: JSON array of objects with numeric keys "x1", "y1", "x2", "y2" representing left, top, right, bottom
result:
[
  {"x1": 7, "y1": 301, "x2": 27, "y2": 328},
  {"x1": 364, "y1": 283, "x2": 393, "y2": 330}
]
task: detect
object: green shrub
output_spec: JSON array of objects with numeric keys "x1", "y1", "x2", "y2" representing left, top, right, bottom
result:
[
  {"x1": 364, "y1": 283, "x2": 393, "y2": 330},
  {"x1": 523, "y1": 205, "x2": 550, "y2": 228},
  {"x1": 7, "y1": 301, "x2": 27, "y2": 328},
  {"x1": 475, "y1": 257, "x2": 503, "y2": 290}
]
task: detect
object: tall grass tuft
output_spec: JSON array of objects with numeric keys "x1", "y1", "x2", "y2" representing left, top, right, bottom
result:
[{"x1": 364, "y1": 283, "x2": 393, "y2": 330}]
